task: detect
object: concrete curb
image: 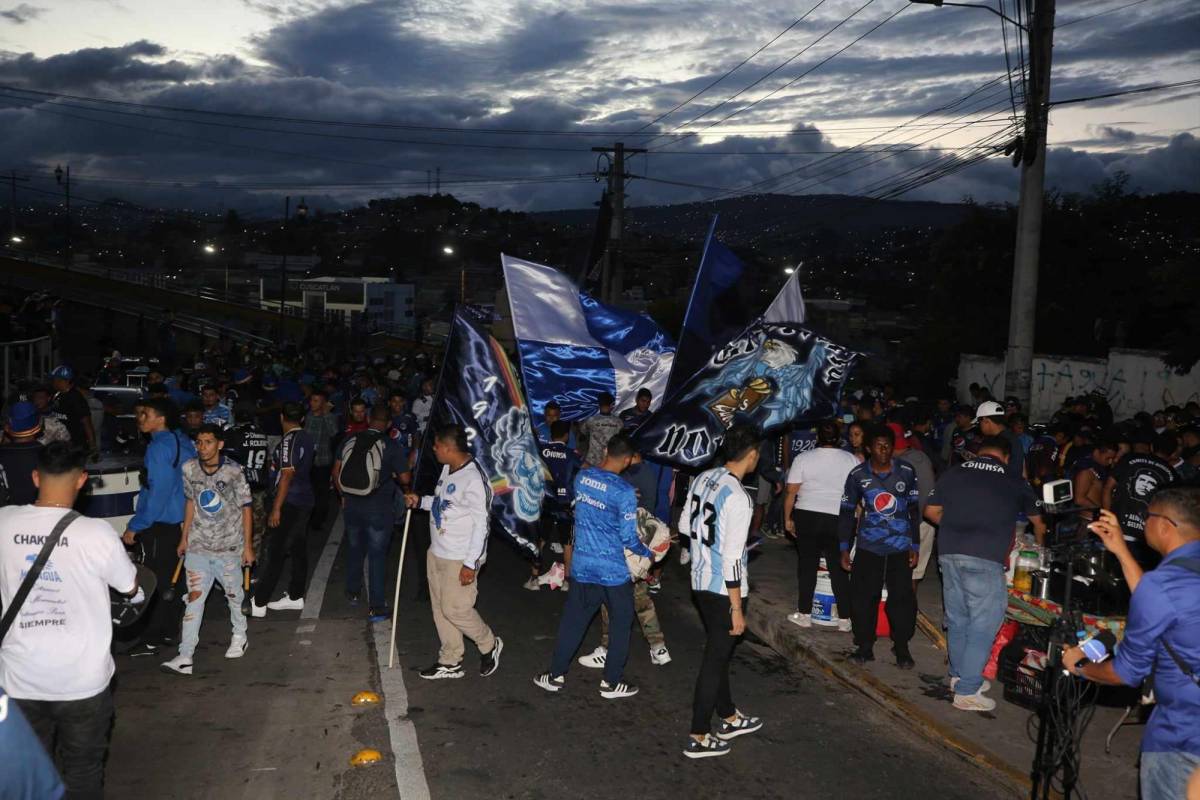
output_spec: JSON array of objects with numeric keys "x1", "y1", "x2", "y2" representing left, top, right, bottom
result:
[{"x1": 746, "y1": 594, "x2": 1030, "y2": 798}]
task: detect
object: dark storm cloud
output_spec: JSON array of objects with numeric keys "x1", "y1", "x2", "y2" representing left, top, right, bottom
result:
[
  {"x1": 1, "y1": 0, "x2": 1196, "y2": 212},
  {"x1": 0, "y1": 3, "x2": 44, "y2": 24},
  {"x1": 0, "y1": 40, "x2": 195, "y2": 89}
]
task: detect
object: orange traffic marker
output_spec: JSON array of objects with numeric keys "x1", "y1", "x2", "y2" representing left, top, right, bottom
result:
[
  {"x1": 350, "y1": 749, "x2": 382, "y2": 767},
  {"x1": 351, "y1": 691, "x2": 381, "y2": 707}
]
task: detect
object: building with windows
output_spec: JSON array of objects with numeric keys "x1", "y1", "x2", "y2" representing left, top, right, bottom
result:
[{"x1": 259, "y1": 276, "x2": 415, "y2": 337}]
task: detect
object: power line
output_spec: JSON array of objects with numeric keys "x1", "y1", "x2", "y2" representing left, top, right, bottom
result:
[
  {"x1": 648, "y1": 1, "x2": 911, "y2": 150},
  {"x1": 632, "y1": 0, "x2": 831, "y2": 133},
  {"x1": 642, "y1": 0, "x2": 884, "y2": 148},
  {"x1": 1047, "y1": 78, "x2": 1200, "y2": 107},
  {"x1": 1056, "y1": 0, "x2": 1154, "y2": 27}
]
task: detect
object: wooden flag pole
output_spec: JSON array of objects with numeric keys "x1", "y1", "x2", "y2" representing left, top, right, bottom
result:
[{"x1": 387, "y1": 508, "x2": 414, "y2": 669}]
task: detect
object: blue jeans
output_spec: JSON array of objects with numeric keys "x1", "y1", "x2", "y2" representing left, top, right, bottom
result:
[
  {"x1": 550, "y1": 581, "x2": 635, "y2": 686},
  {"x1": 1141, "y1": 751, "x2": 1200, "y2": 800},
  {"x1": 939, "y1": 553, "x2": 1007, "y2": 696},
  {"x1": 344, "y1": 506, "x2": 394, "y2": 608},
  {"x1": 180, "y1": 549, "x2": 247, "y2": 659}
]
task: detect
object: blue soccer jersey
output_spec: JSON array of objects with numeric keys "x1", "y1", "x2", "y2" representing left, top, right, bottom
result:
[
  {"x1": 838, "y1": 459, "x2": 921, "y2": 556},
  {"x1": 569, "y1": 466, "x2": 651, "y2": 586}
]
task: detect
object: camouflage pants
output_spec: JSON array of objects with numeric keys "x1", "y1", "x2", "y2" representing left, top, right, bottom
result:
[{"x1": 601, "y1": 580, "x2": 664, "y2": 648}]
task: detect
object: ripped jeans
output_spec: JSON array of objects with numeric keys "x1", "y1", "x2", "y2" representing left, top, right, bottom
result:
[{"x1": 180, "y1": 549, "x2": 247, "y2": 659}]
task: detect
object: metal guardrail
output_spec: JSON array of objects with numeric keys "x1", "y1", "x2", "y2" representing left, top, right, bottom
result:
[{"x1": 0, "y1": 335, "x2": 53, "y2": 394}]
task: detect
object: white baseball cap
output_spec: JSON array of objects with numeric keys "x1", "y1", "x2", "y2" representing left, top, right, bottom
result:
[{"x1": 972, "y1": 400, "x2": 1006, "y2": 425}]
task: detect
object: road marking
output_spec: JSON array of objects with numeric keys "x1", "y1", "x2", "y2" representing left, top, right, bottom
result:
[
  {"x1": 301, "y1": 514, "x2": 344, "y2": 620},
  {"x1": 372, "y1": 622, "x2": 431, "y2": 800}
]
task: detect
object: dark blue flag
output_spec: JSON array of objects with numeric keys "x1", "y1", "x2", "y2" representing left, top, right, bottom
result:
[
  {"x1": 667, "y1": 216, "x2": 750, "y2": 399},
  {"x1": 632, "y1": 321, "x2": 862, "y2": 469},
  {"x1": 414, "y1": 310, "x2": 545, "y2": 556}
]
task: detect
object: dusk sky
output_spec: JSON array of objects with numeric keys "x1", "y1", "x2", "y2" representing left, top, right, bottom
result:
[{"x1": 0, "y1": 0, "x2": 1196, "y2": 214}]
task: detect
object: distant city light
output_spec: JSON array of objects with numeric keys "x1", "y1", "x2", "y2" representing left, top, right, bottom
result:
[
  {"x1": 10, "y1": 235, "x2": 22, "y2": 244},
  {"x1": 203, "y1": 244, "x2": 216, "y2": 254}
]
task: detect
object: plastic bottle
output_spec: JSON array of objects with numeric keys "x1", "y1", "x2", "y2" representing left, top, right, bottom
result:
[{"x1": 1013, "y1": 549, "x2": 1039, "y2": 594}]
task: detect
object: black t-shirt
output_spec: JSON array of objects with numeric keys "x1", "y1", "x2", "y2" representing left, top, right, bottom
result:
[
  {"x1": 54, "y1": 387, "x2": 91, "y2": 447},
  {"x1": 223, "y1": 424, "x2": 271, "y2": 490},
  {"x1": 929, "y1": 455, "x2": 1041, "y2": 564},
  {"x1": 0, "y1": 441, "x2": 42, "y2": 505},
  {"x1": 1110, "y1": 453, "x2": 1176, "y2": 539}
]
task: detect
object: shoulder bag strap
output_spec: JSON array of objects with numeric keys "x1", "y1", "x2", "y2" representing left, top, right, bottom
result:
[
  {"x1": 1155, "y1": 557, "x2": 1200, "y2": 687},
  {"x1": 0, "y1": 510, "x2": 81, "y2": 645}
]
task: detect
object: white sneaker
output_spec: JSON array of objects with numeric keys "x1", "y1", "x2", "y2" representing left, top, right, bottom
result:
[
  {"x1": 837, "y1": 617, "x2": 852, "y2": 633},
  {"x1": 788, "y1": 611, "x2": 813, "y2": 628},
  {"x1": 160, "y1": 654, "x2": 193, "y2": 676},
  {"x1": 225, "y1": 635, "x2": 248, "y2": 659},
  {"x1": 538, "y1": 562, "x2": 566, "y2": 590},
  {"x1": 949, "y1": 677, "x2": 992, "y2": 694},
  {"x1": 522, "y1": 576, "x2": 541, "y2": 591},
  {"x1": 250, "y1": 599, "x2": 268, "y2": 618},
  {"x1": 578, "y1": 645, "x2": 607, "y2": 669},
  {"x1": 650, "y1": 645, "x2": 672, "y2": 665},
  {"x1": 549, "y1": 542, "x2": 564, "y2": 554},
  {"x1": 266, "y1": 593, "x2": 304, "y2": 611},
  {"x1": 953, "y1": 691, "x2": 997, "y2": 712},
  {"x1": 679, "y1": 548, "x2": 691, "y2": 566}
]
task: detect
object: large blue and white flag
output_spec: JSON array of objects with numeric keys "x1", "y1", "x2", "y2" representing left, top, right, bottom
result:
[
  {"x1": 502, "y1": 254, "x2": 675, "y2": 422},
  {"x1": 413, "y1": 309, "x2": 545, "y2": 557},
  {"x1": 632, "y1": 321, "x2": 861, "y2": 469}
]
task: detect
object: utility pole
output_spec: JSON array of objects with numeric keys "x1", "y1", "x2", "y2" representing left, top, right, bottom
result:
[
  {"x1": 8, "y1": 170, "x2": 29, "y2": 242},
  {"x1": 435, "y1": 166, "x2": 441, "y2": 194},
  {"x1": 54, "y1": 164, "x2": 70, "y2": 268},
  {"x1": 1004, "y1": 0, "x2": 1056, "y2": 411},
  {"x1": 591, "y1": 142, "x2": 645, "y2": 304},
  {"x1": 279, "y1": 195, "x2": 290, "y2": 333}
]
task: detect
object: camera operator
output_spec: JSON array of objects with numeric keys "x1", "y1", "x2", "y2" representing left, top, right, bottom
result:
[
  {"x1": 1062, "y1": 493, "x2": 1200, "y2": 800},
  {"x1": 0, "y1": 442, "x2": 140, "y2": 798}
]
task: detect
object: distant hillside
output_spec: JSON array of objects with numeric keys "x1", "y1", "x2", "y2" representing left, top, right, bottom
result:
[{"x1": 534, "y1": 193, "x2": 991, "y2": 245}]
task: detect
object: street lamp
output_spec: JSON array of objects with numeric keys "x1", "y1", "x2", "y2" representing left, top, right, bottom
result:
[
  {"x1": 54, "y1": 163, "x2": 71, "y2": 268},
  {"x1": 9, "y1": 235, "x2": 22, "y2": 245},
  {"x1": 202, "y1": 243, "x2": 229, "y2": 297},
  {"x1": 784, "y1": 267, "x2": 796, "y2": 275},
  {"x1": 442, "y1": 245, "x2": 454, "y2": 255},
  {"x1": 906, "y1": 0, "x2": 1026, "y2": 29}
]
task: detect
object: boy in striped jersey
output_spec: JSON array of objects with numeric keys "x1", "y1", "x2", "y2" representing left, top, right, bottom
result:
[{"x1": 679, "y1": 424, "x2": 764, "y2": 759}]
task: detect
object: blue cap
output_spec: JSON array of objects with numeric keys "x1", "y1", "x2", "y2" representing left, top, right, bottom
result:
[
  {"x1": 50, "y1": 364, "x2": 74, "y2": 381},
  {"x1": 262, "y1": 374, "x2": 279, "y2": 390},
  {"x1": 233, "y1": 368, "x2": 252, "y2": 384},
  {"x1": 7, "y1": 401, "x2": 41, "y2": 435}
]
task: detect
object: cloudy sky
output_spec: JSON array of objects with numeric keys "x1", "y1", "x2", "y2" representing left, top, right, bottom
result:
[{"x1": 0, "y1": 0, "x2": 1196, "y2": 214}]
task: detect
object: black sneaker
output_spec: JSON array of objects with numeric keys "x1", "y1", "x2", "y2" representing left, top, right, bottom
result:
[
  {"x1": 599, "y1": 679, "x2": 639, "y2": 699},
  {"x1": 894, "y1": 646, "x2": 915, "y2": 670},
  {"x1": 419, "y1": 662, "x2": 464, "y2": 680},
  {"x1": 715, "y1": 710, "x2": 763, "y2": 740},
  {"x1": 480, "y1": 637, "x2": 503, "y2": 677},
  {"x1": 127, "y1": 641, "x2": 160, "y2": 658},
  {"x1": 684, "y1": 734, "x2": 732, "y2": 760},
  {"x1": 533, "y1": 673, "x2": 565, "y2": 693},
  {"x1": 848, "y1": 647, "x2": 874, "y2": 665}
]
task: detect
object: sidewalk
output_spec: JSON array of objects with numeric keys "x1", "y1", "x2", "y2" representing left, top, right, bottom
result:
[{"x1": 741, "y1": 536, "x2": 1143, "y2": 800}]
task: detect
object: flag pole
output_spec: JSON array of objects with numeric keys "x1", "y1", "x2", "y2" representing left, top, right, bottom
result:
[{"x1": 387, "y1": 507, "x2": 413, "y2": 670}]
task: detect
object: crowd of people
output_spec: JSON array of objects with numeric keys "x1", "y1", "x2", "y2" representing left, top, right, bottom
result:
[{"x1": 0, "y1": 337, "x2": 1197, "y2": 796}]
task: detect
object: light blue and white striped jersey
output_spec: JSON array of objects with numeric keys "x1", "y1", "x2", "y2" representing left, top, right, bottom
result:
[{"x1": 680, "y1": 467, "x2": 752, "y2": 597}]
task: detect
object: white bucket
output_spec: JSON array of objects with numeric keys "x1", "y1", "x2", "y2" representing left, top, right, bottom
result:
[
  {"x1": 79, "y1": 455, "x2": 142, "y2": 534},
  {"x1": 812, "y1": 570, "x2": 839, "y2": 626}
]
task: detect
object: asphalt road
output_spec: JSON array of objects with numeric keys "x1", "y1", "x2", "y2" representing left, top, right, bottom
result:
[{"x1": 106, "y1": 510, "x2": 1009, "y2": 799}]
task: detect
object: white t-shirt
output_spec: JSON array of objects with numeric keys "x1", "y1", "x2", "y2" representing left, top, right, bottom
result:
[
  {"x1": 786, "y1": 447, "x2": 861, "y2": 516},
  {"x1": 0, "y1": 506, "x2": 137, "y2": 701},
  {"x1": 422, "y1": 461, "x2": 492, "y2": 569}
]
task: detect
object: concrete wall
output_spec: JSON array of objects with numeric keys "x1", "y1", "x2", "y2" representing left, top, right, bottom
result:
[{"x1": 957, "y1": 349, "x2": 1200, "y2": 421}]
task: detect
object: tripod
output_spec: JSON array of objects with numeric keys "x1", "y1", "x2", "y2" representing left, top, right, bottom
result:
[{"x1": 1029, "y1": 539, "x2": 1097, "y2": 799}]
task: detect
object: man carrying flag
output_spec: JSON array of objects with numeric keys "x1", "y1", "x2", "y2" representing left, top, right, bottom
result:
[{"x1": 405, "y1": 424, "x2": 503, "y2": 681}]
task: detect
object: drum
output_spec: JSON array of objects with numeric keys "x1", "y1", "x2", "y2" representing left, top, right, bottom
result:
[{"x1": 79, "y1": 455, "x2": 142, "y2": 534}]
